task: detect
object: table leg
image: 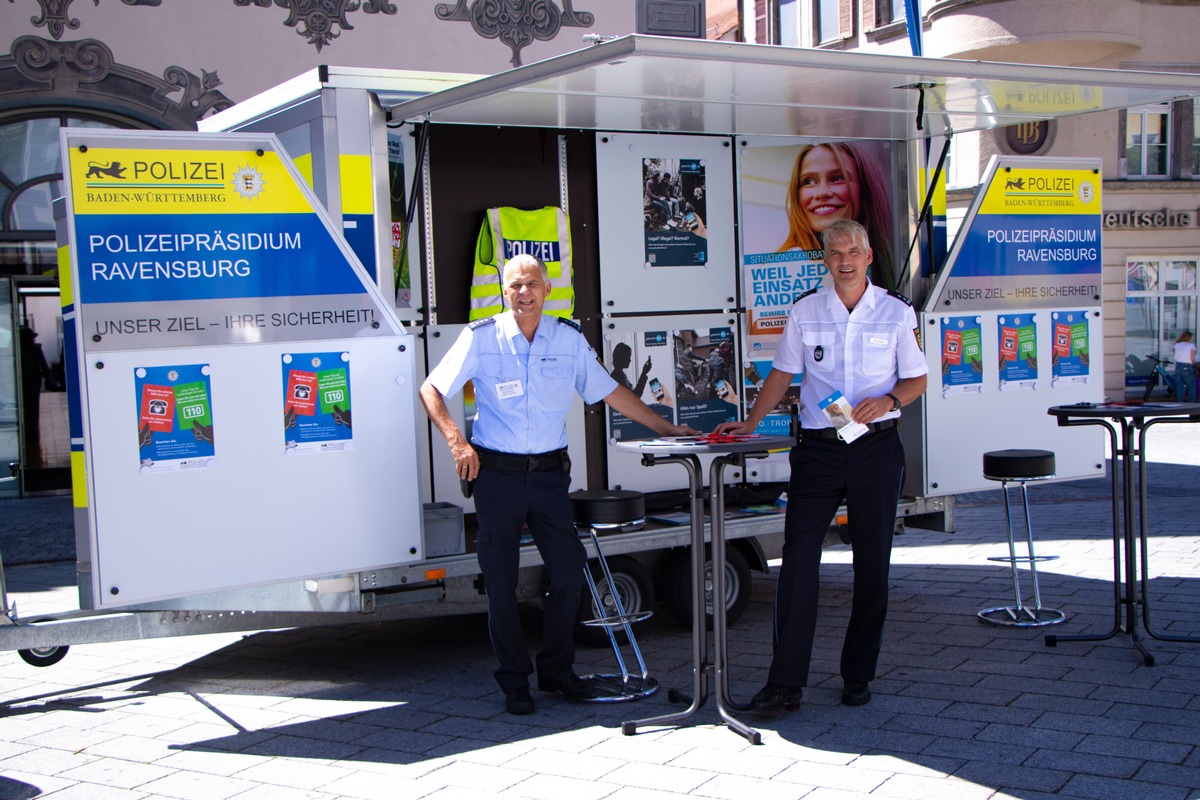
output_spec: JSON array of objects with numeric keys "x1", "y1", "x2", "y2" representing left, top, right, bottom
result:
[
  {"x1": 1046, "y1": 419, "x2": 1128, "y2": 650},
  {"x1": 708, "y1": 454, "x2": 760, "y2": 745},
  {"x1": 622, "y1": 454, "x2": 708, "y2": 735},
  {"x1": 1136, "y1": 418, "x2": 1200, "y2": 645}
]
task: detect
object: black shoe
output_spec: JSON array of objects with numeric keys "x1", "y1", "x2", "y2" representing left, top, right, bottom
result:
[
  {"x1": 748, "y1": 683, "x2": 802, "y2": 716},
  {"x1": 504, "y1": 687, "x2": 535, "y2": 715},
  {"x1": 842, "y1": 681, "x2": 871, "y2": 706},
  {"x1": 537, "y1": 673, "x2": 597, "y2": 701}
]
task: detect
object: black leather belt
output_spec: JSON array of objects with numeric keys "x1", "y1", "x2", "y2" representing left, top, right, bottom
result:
[
  {"x1": 801, "y1": 418, "x2": 898, "y2": 441},
  {"x1": 476, "y1": 446, "x2": 568, "y2": 472}
]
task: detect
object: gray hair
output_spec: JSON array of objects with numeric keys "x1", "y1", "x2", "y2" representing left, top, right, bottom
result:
[
  {"x1": 822, "y1": 219, "x2": 870, "y2": 251},
  {"x1": 502, "y1": 253, "x2": 550, "y2": 284}
]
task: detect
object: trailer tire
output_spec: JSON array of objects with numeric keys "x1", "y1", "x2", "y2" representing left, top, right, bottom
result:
[
  {"x1": 576, "y1": 555, "x2": 655, "y2": 648},
  {"x1": 18, "y1": 644, "x2": 69, "y2": 668},
  {"x1": 660, "y1": 545, "x2": 752, "y2": 630}
]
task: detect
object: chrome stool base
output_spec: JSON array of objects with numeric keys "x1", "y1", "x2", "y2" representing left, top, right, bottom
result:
[
  {"x1": 571, "y1": 490, "x2": 658, "y2": 703},
  {"x1": 978, "y1": 450, "x2": 1068, "y2": 629},
  {"x1": 978, "y1": 605, "x2": 1067, "y2": 627}
]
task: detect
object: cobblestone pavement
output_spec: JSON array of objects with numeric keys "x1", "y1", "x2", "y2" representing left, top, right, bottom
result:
[{"x1": 1, "y1": 423, "x2": 1199, "y2": 799}]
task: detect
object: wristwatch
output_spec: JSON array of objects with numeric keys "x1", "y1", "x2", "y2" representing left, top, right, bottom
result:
[{"x1": 886, "y1": 392, "x2": 902, "y2": 412}]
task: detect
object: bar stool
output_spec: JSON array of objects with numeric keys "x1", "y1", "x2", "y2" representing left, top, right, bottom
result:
[
  {"x1": 569, "y1": 489, "x2": 658, "y2": 702},
  {"x1": 978, "y1": 449, "x2": 1067, "y2": 627}
]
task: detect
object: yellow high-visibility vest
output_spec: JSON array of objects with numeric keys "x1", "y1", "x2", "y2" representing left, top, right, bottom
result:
[{"x1": 471, "y1": 206, "x2": 573, "y2": 320}]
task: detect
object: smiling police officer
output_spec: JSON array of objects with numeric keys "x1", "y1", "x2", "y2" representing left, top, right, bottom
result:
[
  {"x1": 716, "y1": 219, "x2": 928, "y2": 714},
  {"x1": 420, "y1": 253, "x2": 697, "y2": 715}
]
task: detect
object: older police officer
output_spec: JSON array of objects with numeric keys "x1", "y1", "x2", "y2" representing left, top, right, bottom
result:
[
  {"x1": 716, "y1": 219, "x2": 928, "y2": 713},
  {"x1": 421, "y1": 253, "x2": 697, "y2": 715}
]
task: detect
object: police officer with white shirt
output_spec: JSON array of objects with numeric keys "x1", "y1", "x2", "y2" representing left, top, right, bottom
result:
[
  {"x1": 420, "y1": 253, "x2": 697, "y2": 715},
  {"x1": 716, "y1": 219, "x2": 928, "y2": 714}
]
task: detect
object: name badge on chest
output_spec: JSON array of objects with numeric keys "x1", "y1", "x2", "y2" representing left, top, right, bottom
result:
[{"x1": 496, "y1": 379, "x2": 524, "y2": 399}]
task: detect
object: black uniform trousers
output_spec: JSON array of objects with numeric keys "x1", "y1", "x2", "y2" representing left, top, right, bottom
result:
[
  {"x1": 473, "y1": 465, "x2": 586, "y2": 693},
  {"x1": 767, "y1": 425, "x2": 906, "y2": 688}
]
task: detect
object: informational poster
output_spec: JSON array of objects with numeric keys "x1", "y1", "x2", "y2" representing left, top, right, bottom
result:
[
  {"x1": 134, "y1": 363, "x2": 215, "y2": 473},
  {"x1": 282, "y1": 351, "x2": 353, "y2": 453},
  {"x1": 642, "y1": 157, "x2": 708, "y2": 268},
  {"x1": 739, "y1": 141, "x2": 894, "y2": 434},
  {"x1": 935, "y1": 160, "x2": 1102, "y2": 311},
  {"x1": 674, "y1": 326, "x2": 738, "y2": 432},
  {"x1": 1051, "y1": 310, "x2": 1091, "y2": 385},
  {"x1": 998, "y1": 314, "x2": 1038, "y2": 390},
  {"x1": 606, "y1": 330, "x2": 675, "y2": 441},
  {"x1": 940, "y1": 316, "x2": 984, "y2": 396}
]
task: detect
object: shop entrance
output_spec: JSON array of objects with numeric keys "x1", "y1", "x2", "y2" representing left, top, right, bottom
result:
[{"x1": 13, "y1": 279, "x2": 69, "y2": 495}]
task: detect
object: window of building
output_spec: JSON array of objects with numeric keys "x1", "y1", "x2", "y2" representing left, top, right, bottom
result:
[
  {"x1": 1192, "y1": 98, "x2": 1200, "y2": 176},
  {"x1": 1125, "y1": 256, "x2": 1198, "y2": 395},
  {"x1": 878, "y1": 0, "x2": 906, "y2": 25},
  {"x1": 815, "y1": 0, "x2": 840, "y2": 43},
  {"x1": 1125, "y1": 104, "x2": 1171, "y2": 178},
  {"x1": 779, "y1": 0, "x2": 800, "y2": 46}
]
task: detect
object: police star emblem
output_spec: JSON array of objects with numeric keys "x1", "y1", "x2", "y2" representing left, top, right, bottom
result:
[{"x1": 231, "y1": 165, "x2": 266, "y2": 200}]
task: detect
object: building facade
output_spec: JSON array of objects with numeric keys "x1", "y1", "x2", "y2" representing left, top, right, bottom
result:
[{"x1": 739, "y1": 0, "x2": 1200, "y2": 403}]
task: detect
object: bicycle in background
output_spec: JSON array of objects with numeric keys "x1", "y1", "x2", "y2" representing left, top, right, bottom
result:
[{"x1": 1142, "y1": 354, "x2": 1178, "y2": 401}]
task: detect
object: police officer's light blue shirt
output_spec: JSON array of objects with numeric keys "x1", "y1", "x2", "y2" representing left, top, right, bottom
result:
[{"x1": 427, "y1": 312, "x2": 617, "y2": 454}]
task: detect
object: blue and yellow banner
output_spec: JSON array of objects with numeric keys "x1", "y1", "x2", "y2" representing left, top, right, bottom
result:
[{"x1": 62, "y1": 134, "x2": 399, "y2": 351}]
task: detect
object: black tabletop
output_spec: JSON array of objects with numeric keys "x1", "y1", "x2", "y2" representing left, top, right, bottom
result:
[{"x1": 1048, "y1": 402, "x2": 1200, "y2": 420}]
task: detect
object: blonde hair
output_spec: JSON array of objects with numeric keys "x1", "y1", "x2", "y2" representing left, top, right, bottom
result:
[{"x1": 778, "y1": 143, "x2": 896, "y2": 290}]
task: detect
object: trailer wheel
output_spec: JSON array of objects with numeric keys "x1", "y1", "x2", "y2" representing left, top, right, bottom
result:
[
  {"x1": 576, "y1": 555, "x2": 655, "y2": 647},
  {"x1": 18, "y1": 644, "x2": 69, "y2": 668},
  {"x1": 660, "y1": 546, "x2": 752, "y2": 630}
]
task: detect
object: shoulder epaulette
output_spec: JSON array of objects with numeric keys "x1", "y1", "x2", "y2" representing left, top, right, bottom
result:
[
  {"x1": 886, "y1": 289, "x2": 913, "y2": 307},
  {"x1": 793, "y1": 288, "x2": 818, "y2": 303},
  {"x1": 468, "y1": 317, "x2": 496, "y2": 330},
  {"x1": 557, "y1": 317, "x2": 582, "y2": 333}
]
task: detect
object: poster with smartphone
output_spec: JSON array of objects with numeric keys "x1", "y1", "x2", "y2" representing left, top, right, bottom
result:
[
  {"x1": 642, "y1": 156, "x2": 708, "y2": 268},
  {"x1": 674, "y1": 326, "x2": 739, "y2": 432},
  {"x1": 605, "y1": 330, "x2": 674, "y2": 440},
  {"x1": 940, "y1": 316, "x2": 984, "y2": 397}
]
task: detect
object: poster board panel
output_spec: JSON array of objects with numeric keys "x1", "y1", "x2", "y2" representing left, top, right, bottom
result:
[
  {"x1": 602, "y1": 313, "x2": 749, "y2": 492},
  {"x1": 921, "y1": 309, "x2": 1105, "y2": 496},
  {"x1": 595, "y1": 132, "x2": 736, "y2": 313},
  {"x1": 84, "y1": 337, "x2": 423, "y2": 608}
]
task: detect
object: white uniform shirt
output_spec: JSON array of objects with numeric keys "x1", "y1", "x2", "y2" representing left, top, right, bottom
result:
[
  {"x1": 773, "y1": 280, "x2": 927, "y2": 430},
  {"x1": 426, "y1": 312, "x2": 617, "y2": 454}
]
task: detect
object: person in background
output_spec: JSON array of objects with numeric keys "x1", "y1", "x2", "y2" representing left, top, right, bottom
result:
[
  {"x1": 716, "y1": 219, "x2": 927, "y2": 713},
  {"x1": 778, "y1": 142, "x2": 897, "y2": 291},
  {"x1": 420, "y1": 254, "x2": 698, "y2": 716},
  {"x1": 1174, "y1": 330, "x2": 1196, "y2": 402}
]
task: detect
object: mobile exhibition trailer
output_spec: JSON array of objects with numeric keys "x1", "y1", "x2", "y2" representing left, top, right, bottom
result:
[{"x1": 4, "y1": 35, "x2": 1199, "y2": 665}]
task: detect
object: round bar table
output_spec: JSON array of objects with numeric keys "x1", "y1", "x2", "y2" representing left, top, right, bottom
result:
[
  {"x1": 1045, "y1": 402, "x2": 1200, "y2": 665},
  {"x1": 612, "y1": 434, "x2": 795, "y2": 744}
]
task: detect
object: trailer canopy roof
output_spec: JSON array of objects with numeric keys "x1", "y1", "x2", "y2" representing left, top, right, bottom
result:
[{"x1": 386, "y1": 34, "x2": 1200, "y2": 142}]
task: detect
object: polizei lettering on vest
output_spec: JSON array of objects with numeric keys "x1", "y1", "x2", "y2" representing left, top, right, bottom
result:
[{"x1": 503, "y1": 240, "x2": 560, "y2": 262}]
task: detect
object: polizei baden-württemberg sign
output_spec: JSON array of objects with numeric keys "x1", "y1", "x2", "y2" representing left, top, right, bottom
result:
[
  {"x1": 936, "y1": 162, "x2": 1103, "y2": 312},
  {"x1": 63, "y1": 136, "x2": 399, "y2": 352}
]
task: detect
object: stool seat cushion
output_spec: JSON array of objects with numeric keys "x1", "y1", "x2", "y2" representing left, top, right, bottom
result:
[
  {"x1": 983, "y1": 449, "x2": 1056, "y2": 480},
  {"x1": 570, "y1": 490, "x2": 646, "y2": 526}
]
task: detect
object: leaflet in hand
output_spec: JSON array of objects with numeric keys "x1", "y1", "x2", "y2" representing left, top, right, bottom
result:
[{"x1": 818, "y1": 391, "x2": 868, "y2": 444}]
